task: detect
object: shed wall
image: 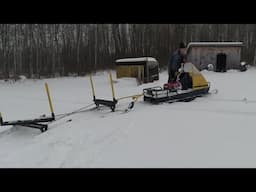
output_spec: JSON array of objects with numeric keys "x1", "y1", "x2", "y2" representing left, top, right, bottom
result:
[{"x1": 187, "y1": 46, "x2": 241, "y2": 70}]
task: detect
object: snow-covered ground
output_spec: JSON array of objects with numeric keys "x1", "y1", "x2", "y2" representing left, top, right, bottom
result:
[{"x1": 0, "y1": 67, "x2": 256, "y2": 168}]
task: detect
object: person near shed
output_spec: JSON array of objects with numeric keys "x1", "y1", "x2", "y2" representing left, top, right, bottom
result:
[{"x1": 167, "y1": 42, "x2": 187, "y2": 83}]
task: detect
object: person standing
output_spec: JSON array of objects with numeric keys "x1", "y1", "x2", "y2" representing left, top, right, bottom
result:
[{"x1": 167, "y1": 42, "x2": 187, "y2": 83}]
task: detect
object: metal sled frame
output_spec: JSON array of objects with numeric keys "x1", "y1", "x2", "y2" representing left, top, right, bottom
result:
[
  {"x1": 143, "y1": 83, "x2": 210, "y2": 104},
  {"x1": 0, "y1": 83, "x2": 55, "y2": 132},
  {"x1": 89, "y1": 72, "x2": 143, "y2": 112},
  {"x1": 89, "y1": 72, "x2": 118, "y2": 112}
]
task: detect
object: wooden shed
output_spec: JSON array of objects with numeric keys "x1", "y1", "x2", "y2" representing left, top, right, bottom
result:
[
  {"x1": 186, "y1": 42, "x2": 243, "y2": 72},
  {"x1": 115, "y1": 57, "x2": 159, "y2": 83}
]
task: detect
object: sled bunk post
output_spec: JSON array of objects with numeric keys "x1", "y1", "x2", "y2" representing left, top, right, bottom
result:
[
  {"x1": 0, "y1": 83, "x2": 56, "y2": 133},
  {"x1": 45, "y1": 83, "x2": 55, "y2": 119},
  {"x1": 89, "y1": 74, "x2": 96, "y2": 101},
  {"x1": 89, "y1": 72, "x2": 117, "y2": 112}
]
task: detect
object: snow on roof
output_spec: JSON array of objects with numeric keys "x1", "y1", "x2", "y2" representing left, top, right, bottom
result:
[
  {"x1": 187, "y1": 42, "x2": 243, "y2": 50},
  {"x1": 115, "y1": 57, "x2": 157, "y2": 63}
]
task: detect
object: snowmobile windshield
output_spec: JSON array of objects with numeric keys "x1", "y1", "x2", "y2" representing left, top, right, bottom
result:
[{"x1": 183, "y1": 62, "x2": 200, "y2": 74}]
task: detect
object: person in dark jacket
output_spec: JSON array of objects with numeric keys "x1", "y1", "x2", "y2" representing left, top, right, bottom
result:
[{"x1": 168, "y1": 42, "x2": 187, "y2": 83}]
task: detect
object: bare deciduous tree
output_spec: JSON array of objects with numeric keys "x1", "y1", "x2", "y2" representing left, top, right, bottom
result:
[{"x1": 0, "y1": 24, "x2": 255, "y2": 79}]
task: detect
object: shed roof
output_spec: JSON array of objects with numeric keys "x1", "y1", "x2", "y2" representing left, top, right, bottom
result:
[
  {"x1": 187, "y1": 42, "x2": 243, "y2": 52},
  {"x1": 115, "y1": 57, "x2": 157, "y2": 63}
]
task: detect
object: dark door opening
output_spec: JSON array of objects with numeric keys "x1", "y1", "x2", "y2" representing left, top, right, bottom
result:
[{"x1": 216, "y1": 53, "x2": 227, "y2": 72}]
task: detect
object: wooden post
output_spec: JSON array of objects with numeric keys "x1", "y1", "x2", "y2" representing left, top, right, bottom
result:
[
  {"x1": 89, "y1": 74, "x2": 96, "y2": 100},
  {"x1": 142, "y1": 66, "x2": 144, "y2": 83},
  {"x1": 45, "y1": 83, "x2": 55, "y2": 118},
  {"x1": 137, "y1": 66, "x2": 141, "y2": 84},
  {"x1": 137, "y1": 66, "x2": 144, "y2": 84},
  {"x1": 109, "y1": 71, "x2": 116, "y2": 100}
]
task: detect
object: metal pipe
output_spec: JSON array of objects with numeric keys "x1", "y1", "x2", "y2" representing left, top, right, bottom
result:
[{"x1": 117, "y1": 94, "x2": 143, "y2": 101}]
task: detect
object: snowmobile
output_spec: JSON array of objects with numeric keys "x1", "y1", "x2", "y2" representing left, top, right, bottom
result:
[{"x1": 143, "y1": 62, "x2": 210, "y2": 104}]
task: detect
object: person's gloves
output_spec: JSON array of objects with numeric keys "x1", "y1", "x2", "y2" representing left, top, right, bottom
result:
[{"x1": 178, "y1": 67, "x2": 184, "y2": 73}]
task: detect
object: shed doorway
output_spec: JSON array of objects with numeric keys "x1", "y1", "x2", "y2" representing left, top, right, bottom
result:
[{"x1": 216, "y1": 53, "x2": 227, "y2": 72}]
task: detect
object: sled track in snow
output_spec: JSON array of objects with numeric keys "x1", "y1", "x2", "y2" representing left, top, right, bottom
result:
[
  {"x1": 0, "y1": 125, "x2": 40, "y2": 139},
  {"x1": 1, "y1": 93, "x2": 255, "y2": 137},
  {"x1": 167, "y1": 106, "x2": 256, "y2": 116},
  {"x1": 138, "y1": 97, "x2": 256, "y2": 117},
  {"x1": 203, "y1": 98, "x2": 256, "y2": 104},
  {"x1": 0, "y1": 104, "x2": 133, "y2": 137}
]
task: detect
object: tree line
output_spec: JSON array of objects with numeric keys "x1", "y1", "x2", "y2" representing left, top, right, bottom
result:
[{"x1": 0, "y1": 24, "x2": 255, "y2": 79}]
